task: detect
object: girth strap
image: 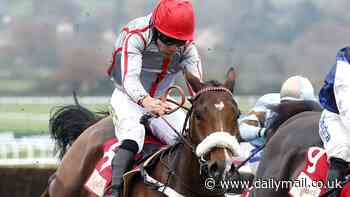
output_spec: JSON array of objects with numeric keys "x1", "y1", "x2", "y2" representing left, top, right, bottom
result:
[{"x1": 140, "y1": 165, "x2": 185, "y2": 197}]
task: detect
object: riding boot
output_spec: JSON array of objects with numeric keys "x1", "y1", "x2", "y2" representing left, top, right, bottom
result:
[
  {"x1": 327, "y1": 157, "x2": 348, "y2": 197},
  {"x1": 105, "y1": 148, "x2": 135, "y2": 197}
]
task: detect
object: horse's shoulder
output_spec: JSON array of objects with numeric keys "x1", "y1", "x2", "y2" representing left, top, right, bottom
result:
[
  {"x1": 269, "y1": 100, "x2": 322, "y2": 114},
  {"x1": 270, "y1": 111, "x2": 322, "y2": 150},
  {"x1": 254, "y1": 109, "x2": 322, "y2": 197},
  {"x1": 267, "y1": 101, "x2": 322, "y2": 131},
  {"x1": 280, "y1": 111, "x2": 321, "y2": 129}
]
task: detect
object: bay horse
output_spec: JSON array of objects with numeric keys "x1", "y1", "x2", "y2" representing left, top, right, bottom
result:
[
  {"x1": 41, "y1": 68, "x2": 242, "y2": 197},
  {"x1": 247, "y1": 100, "x2": 325, "y2": 197}
]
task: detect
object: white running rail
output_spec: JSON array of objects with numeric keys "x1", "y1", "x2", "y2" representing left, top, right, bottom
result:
[
  {"x1": 0, "y1": 133, "x2": 58, "y2": 166},
  {"x1": 0, "y1": 96, "x2": 259, "y2": 167}
]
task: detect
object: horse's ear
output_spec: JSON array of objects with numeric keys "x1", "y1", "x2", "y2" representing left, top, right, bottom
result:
[
  {"x1": 223, "y1": 67, "x2": 236, "y2": 94},
  {"x1": 184, "y1": 69, "x2": 204, "y2": 93}
]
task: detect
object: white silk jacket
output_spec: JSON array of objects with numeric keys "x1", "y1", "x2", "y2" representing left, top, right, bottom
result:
[{"x1": 107, "y1": 14, "x2": 203, "y2": 103}]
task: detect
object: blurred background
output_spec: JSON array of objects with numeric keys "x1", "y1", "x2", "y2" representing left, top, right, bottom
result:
[
  {"x1": 2, "y1": 0, "x2": 350, "y2": 97},
  {"x1": 0, "y1": 0, "x2": 350, "y2": 165},
  {"x1": 0, "y1": 0, "x2": 350, "y2": 143},
  {"x1": 1, "y1": 1, "x2": 350, "y2": 195}
]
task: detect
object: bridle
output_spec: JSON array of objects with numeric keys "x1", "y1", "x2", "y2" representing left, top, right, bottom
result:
[
  {"x1": 143, "y1": 85, "x2": 237, "y2": 155},
  {"x1": 141, "y1": 85, "x2": 239, "y2": 196},
  {"x1": 157, "y1": 86, "x2": 236, "y2": 158}
]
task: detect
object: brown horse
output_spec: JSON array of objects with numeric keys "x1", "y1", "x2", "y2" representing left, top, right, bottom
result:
[
  {"x1": 40, "y1": 110, "x2": 115, "y2": 197},
  {"x1": 247, "y1": 101, "x2": 324, "y2": 197},
  {"x1": 41, "y1": 68, "x2": 241, "y2": 197}
]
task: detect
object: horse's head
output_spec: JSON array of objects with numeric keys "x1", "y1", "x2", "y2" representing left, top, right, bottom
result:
[{"x1": 184, "y1": 68, "x2": 241, "y2": 181}]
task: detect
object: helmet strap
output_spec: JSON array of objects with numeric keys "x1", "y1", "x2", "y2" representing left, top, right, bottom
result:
[{"x1": 152, "y1": 28, "x2": 159, "y2": 43}]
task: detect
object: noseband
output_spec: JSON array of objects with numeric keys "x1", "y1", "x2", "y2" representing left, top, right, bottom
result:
[{"x1": 179, "y1": 87, "x2": 241, "y2": 173}]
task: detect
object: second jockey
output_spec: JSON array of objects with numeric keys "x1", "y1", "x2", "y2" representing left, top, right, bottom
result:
[
  {"x1": 319, "y1": 47, "x2": 350, "y2": 197},
  {"x1": 238, "y1": 76, "x2": 316, "y2": 173},
  {"x1": 239, "y1": 75, "x2": 316, "y2": 147},
  {"x1": 105, "y1": 1, "x2": 202, "y2": 196},
  {"x1": 239, "y1": 76, "x2": 316, "y2": 146}
]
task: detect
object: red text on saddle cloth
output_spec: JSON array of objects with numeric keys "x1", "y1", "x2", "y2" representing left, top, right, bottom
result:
[
  {"x1": 289, "y1": 147, "x2": 328, "y2": 197},
  {"x1": 84, "y1": 135, "x2": 163, "y2": 197},
  {"x1": 242, "y1": 147, "x2": 350, "y2": 197},
  {"x1": 289, "y1": 147, "x2": 350, "y2": 197}
]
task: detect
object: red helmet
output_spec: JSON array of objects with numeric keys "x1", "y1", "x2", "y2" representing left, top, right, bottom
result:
[{"x1": 153, "y1": 0, "x2": 195, "y2": 41}]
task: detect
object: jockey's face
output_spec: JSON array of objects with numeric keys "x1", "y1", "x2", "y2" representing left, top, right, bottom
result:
[
  {"x1": 156, "y1": 32, "x2": 186, "y2": 58},
  {"x1": 157, "y1": 39, "x2": 177, "y2": 58}
]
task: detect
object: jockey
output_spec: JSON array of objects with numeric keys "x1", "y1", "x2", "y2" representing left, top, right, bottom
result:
[
  {"x1": 319, "y1": 47, "x2": 350, "y2": 195},
  {"x1": 106, "y1": 1, "x2": 202, "y2": 196},
  {"x1": 238, "y1": 76, "x2": 316, "y2": 173},
  {"x1": 239, "y1": 75, "x2": 316, "y2": 148}
]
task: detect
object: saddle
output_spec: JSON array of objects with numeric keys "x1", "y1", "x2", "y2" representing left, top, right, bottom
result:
[{"x1": 84, "y1": 132, "x2": 166, "y2": 197}]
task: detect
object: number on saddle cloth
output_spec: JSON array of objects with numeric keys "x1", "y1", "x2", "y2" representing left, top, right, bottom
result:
[
  {"x1": 289, "y1": 147, "x2": 350, "y2": 197},
  {"x1": 289, "y1": 147, "x2": 328, "y2": 197},
  {"x1": 84, "y1": 129, "x2": 164, "y2": 196}
]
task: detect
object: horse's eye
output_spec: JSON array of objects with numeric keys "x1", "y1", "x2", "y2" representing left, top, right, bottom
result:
[{"x1": 194, "y1": 111, "x2": 203, "y2": 120}]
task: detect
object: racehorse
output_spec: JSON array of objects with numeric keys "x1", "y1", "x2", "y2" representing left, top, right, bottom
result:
[
  {"x1": 247, "y1": 100, "x2": 324, "y2": 197},
  {"x1": 41, "y1": 68, "x2": 242, "y2": 197}
]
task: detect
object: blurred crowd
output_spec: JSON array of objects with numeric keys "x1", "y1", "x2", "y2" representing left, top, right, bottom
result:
[{"x1": 1, "y1": 0, "x2": 350, "y2": 95}]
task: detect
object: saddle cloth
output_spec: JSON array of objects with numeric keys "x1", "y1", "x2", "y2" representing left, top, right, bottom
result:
[
  {"x1": 289, "y1": 147, "x2": 350, "y2": 197},
  {"x1": 243, "y1": 147, "x2": 350, "y2": 197},
  {"x1": 84, "y1": 136, "x2": 164, "y2": 197}
]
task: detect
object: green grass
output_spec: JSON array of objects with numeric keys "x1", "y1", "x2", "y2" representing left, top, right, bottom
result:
[
  {"x1": 0, "y1": 104, "x2": 53, "y2": 114},
  {"x1": 0, "y1": 97, "x2": 253, "y2": 135},
  {"x1": 0, "y1": 120, "x2": 48, "y2": 134},
  {"x1": 0, "y1": 104, "x2": 109, "y2": 134},
  {"x1": 0, "y1": 80, "x2": 36, "y2": 92}
]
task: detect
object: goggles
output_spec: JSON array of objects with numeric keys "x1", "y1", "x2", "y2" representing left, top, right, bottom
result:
[{"x1": 157, "y1": 31, "x2": 186, "y2": 47}]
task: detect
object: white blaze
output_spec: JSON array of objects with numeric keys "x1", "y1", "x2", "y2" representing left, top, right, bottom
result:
[{"x1": 214, "y1": 101, "x2": 225, "y2": 111}]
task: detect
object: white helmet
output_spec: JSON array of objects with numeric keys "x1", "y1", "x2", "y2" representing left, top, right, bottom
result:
[{"x1": 280, "y1": 75, "x2": 316, "y2": 101}]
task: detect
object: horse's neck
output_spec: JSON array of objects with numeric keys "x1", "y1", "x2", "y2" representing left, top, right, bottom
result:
[
  {"x1": 168, "y1": 144, "x2": 219, "y2": 197},
  {"x1": 173, "y1": 144, "x2": 202, "y2": 181}
]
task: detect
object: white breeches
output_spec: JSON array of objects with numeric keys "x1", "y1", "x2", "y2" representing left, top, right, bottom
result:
[
  {"x1": 110, "y1": 88, "x2": 186, "y2": 153},
  {"x1": 319, "y1": 109, "x2": 350, "y2": 162}
]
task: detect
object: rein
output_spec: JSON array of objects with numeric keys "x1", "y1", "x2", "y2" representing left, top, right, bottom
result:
[
  {"x1": 235, "y1": 144, "x2": 265, "y2": 172},
  {"x1": 140, "y1": 85, "x2": 236, "y2": 196},
  {"x1": 162, "y1": 86, "x2": 236, "y2": 155},
  {"x1": 143, "y1": 85, "x2": 236, "y2": 155}
]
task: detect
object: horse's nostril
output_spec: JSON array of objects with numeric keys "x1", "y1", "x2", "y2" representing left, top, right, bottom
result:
[
  {"x1": 229, "y1": 164, "x2": 236, "y2": 173},
  {"x1": 208, "y1": 160, "x2": 228, "y2": 179},
  {"x1": 208, "y1": 162, "x2": 219, "y2": 176}
]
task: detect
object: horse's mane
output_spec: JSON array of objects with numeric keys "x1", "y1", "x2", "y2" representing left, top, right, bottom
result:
[
  {"x1": 266, "y1": 100, "x2": 322, "y2": 139},
  {"x1": 49, "y1": 105, "x2": 106, "y2": 159}
]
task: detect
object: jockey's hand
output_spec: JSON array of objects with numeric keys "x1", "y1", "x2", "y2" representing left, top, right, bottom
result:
[{"x1": 141, "y1": 96, "x2": 172, "y2": 117}]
